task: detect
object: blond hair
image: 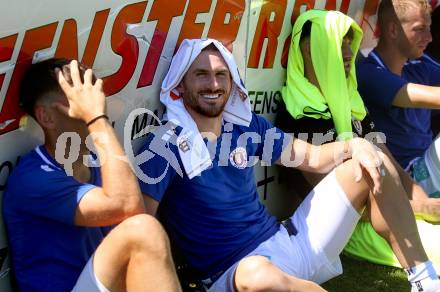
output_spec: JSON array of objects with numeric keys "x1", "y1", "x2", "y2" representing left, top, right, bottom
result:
[{"x1": 378, "y1": 0, "x2": 430, "y2": 28}]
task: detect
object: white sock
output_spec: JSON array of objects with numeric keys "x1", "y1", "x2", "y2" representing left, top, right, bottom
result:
[{"x1": 406, "y1": 261, "x2": 440, "y2": 292}]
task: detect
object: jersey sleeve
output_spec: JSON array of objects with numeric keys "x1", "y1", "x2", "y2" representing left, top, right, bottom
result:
[
  {"x1": 136, "y1": 130, "x2": 179, "y2": 202},
  {"x1": 357, "y1": 61, "x2": 407, "y2": 108},
  {"x1": 252, "y1": 113, "x2": 292, "y2": 165},
  {"x1": 7, "y1": 165, "x2": 96, "y2": 225}
]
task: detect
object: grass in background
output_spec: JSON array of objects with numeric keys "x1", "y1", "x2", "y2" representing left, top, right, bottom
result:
[{"x1": 322, "y1": 255, "x2": 409, "y2": 292}]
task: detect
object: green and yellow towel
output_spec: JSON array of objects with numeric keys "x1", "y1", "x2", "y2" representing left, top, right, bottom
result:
[{"x1": 281, "y1": 9, "x2": 366, "y2": 140}]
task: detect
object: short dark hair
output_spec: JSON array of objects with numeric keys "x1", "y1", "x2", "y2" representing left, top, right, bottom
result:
[
  {"x1": 378, "y1": 0, "x2": 430, "y2": 29},
  {"x1": 19, "y1": 58, "x2": 92, "y2": 117}
]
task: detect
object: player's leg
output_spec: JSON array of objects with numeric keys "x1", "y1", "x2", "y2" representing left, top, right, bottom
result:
[
  {"x1": 335, "y1": 154, "x2": 427, "y2": 267},
  {"x1": 336, "y1": 156, "x2": 439, "y2": 291},
  {"x1": 74, "y1": 214, "x2": 181, "y2": 292}
]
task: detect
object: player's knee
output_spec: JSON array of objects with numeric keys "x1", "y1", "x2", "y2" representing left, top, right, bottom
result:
[
  {"x1": 334, "y1": 159, "x2": 371, "y2": 210},
  {"x1": 336, "y1": 153, "x2": 401, "y2": 204},
  {"x1": 336, "y1": 159, "x2": 370, "y2": 192},
  {"x1": 119, "y1": 214, "x2": 170, "y2": 256},
  {"x1": 235, "y1": 256, "x2": 277, "y2": 292}
]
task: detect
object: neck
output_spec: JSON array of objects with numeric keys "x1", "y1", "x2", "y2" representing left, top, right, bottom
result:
[
  {"x1": 375, "y1": 40, "x2": 407, "y2": 75},
  {"x1": 45, "y1": 134, "x2": 91, "y2": 183},
  {"x1": 185, "y1": 107, "x2": 223, "y2": 138}
]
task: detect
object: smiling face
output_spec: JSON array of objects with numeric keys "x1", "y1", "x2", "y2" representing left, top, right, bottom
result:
[{"x1": 178, "y1": 47, "x2": 232, "y2": 118}]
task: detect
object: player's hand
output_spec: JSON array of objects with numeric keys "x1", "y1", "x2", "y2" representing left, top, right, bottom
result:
[
  {"x1": 349, "y1": 137, "x2": 384, "y2": 194},
  {"x1": 54, "y1": 60, "x2": 105, "y2": 123}
]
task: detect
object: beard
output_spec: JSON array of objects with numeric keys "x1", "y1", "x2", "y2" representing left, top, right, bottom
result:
[{"x1": 182, "y1": 90, "x2": 229, "y2": 118}]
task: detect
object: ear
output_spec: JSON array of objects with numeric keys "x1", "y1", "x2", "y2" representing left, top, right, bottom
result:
[
  {"x1": 389, "y1": 21, "x2": 400, "y2": 39},
  {"x1": 175, "y1": 82, "x2": 185, "y2": 96},
  {"x1": 34, "y1": 105, "x2": 56, "y2": 130}
]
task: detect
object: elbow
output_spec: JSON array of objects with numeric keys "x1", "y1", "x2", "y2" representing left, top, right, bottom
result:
[
  {"x1": 121, "y1": 196, "x2": 146, "y2": 218},
  {"x1": 110, "y1": 193, "x2": 146, "y2": 222}
]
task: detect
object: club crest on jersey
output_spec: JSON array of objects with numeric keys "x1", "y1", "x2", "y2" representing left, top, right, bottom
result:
[
  {"x1": 229, "y1": 147, "x2": 248, "y2": 169},
  {"x1": 177, "y1": 137, "x2": 190, "y2": 153}
]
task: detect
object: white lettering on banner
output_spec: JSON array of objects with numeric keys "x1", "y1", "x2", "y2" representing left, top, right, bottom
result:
[{"x1": 0, "y1": 0, "x2": 379, "y2": 137}]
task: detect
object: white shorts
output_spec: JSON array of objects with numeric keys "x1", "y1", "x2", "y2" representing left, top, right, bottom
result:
[
  {"x1": 207, "y1": 170, "x2": 361, "y2": 292},
  {"x1": 71, "y1": 255, "x2": 110, "y2": 292}
]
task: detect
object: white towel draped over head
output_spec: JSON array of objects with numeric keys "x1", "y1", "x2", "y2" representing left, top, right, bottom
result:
[{"x1": 160, "y1": 38, "x2": 252, "y2": 179}]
